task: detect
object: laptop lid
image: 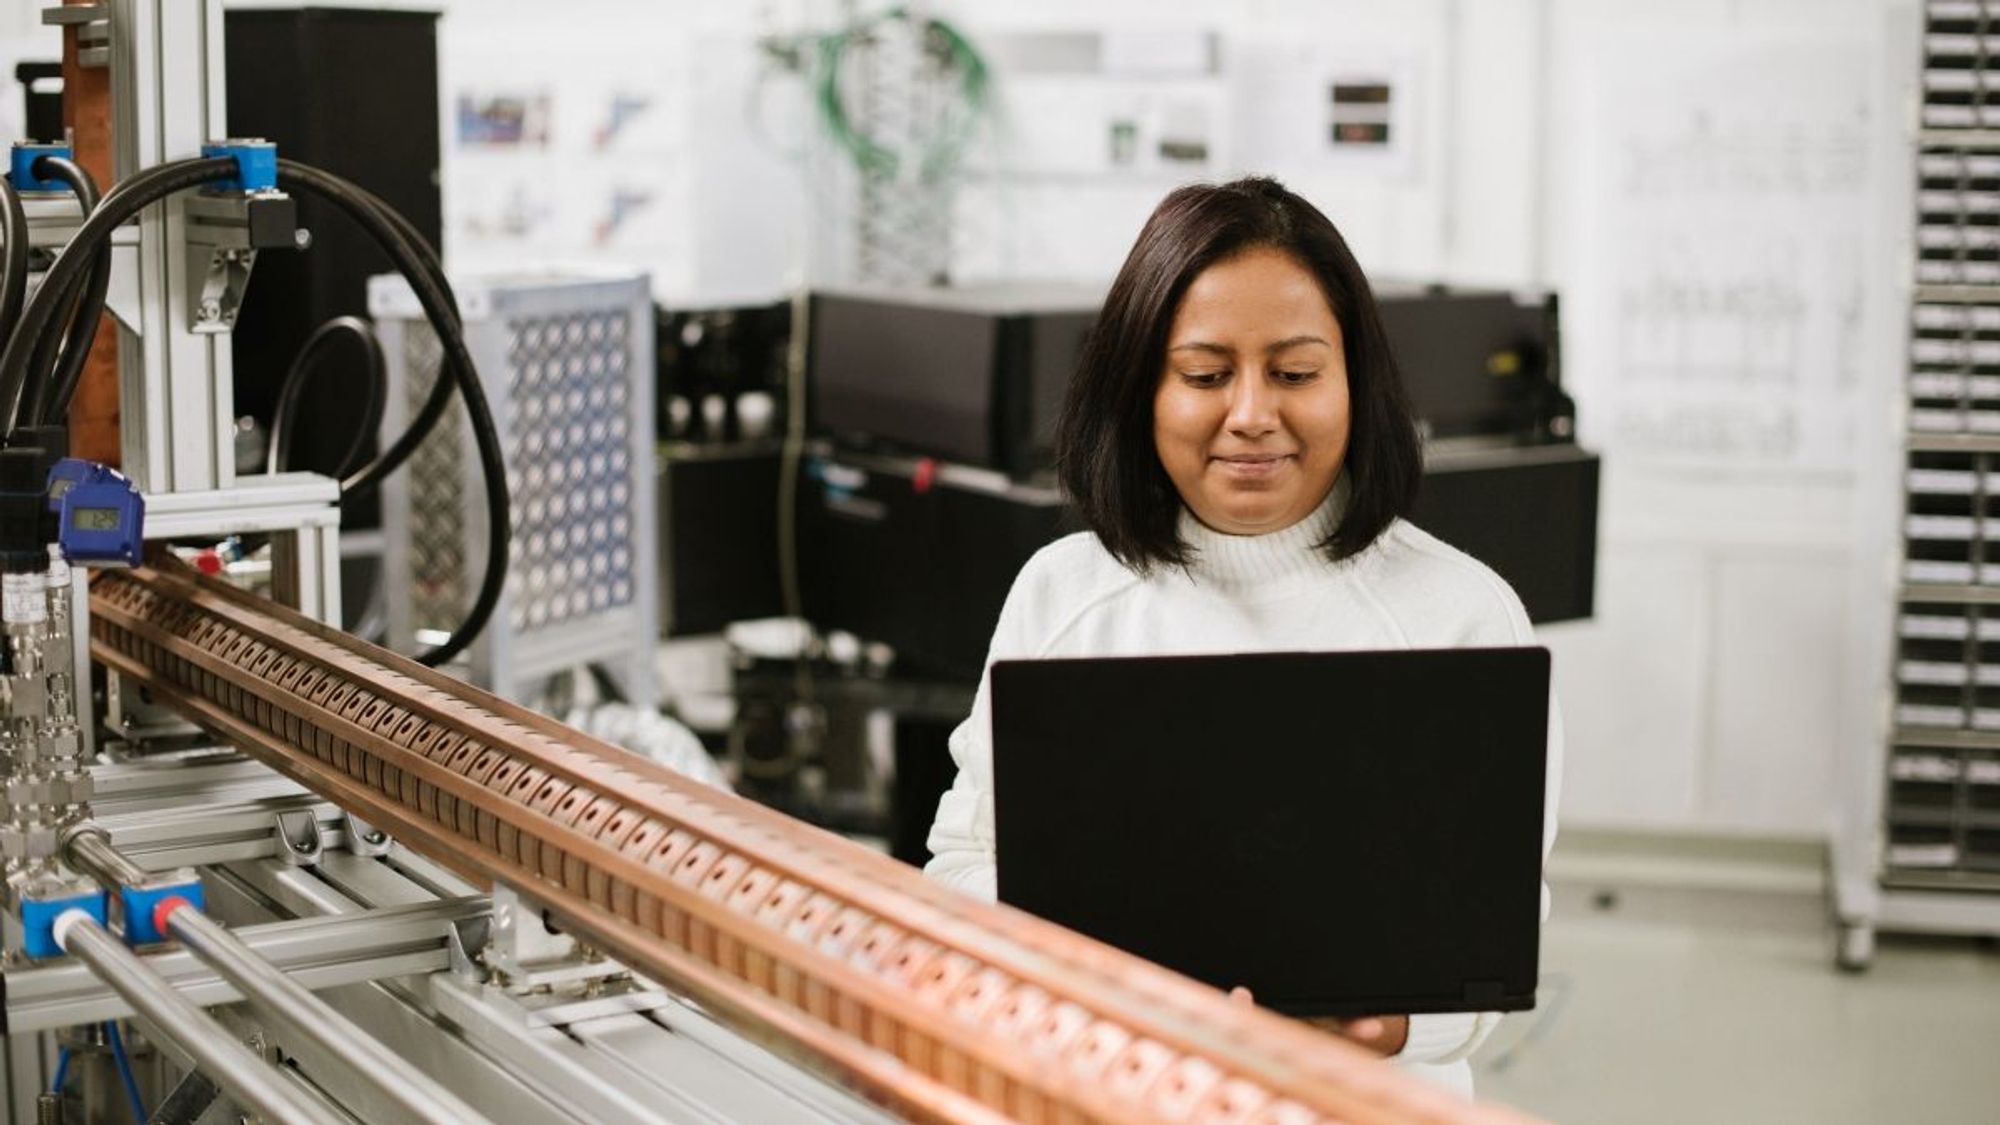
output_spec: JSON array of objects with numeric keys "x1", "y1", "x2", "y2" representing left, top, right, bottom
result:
[{"x1": 991, "y1": 647, "x2": 1548, "y2": 1018}]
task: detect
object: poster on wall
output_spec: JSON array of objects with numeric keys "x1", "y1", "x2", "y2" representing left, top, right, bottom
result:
[{"x1": 1565, "y1": 35, "x2": 1873, "y2": 479}]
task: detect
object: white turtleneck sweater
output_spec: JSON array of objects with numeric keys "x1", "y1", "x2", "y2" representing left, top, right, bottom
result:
[{"x1": 923, "y1": 487, "x2": 1563, "y2": 1100}]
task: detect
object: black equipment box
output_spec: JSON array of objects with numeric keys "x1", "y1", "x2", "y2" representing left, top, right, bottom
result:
[
  {"x1": 1412, "y1": 444, "x2": 1599, "y2": 625},
  {"x1": 1376, "y1": 285, "x2": 1569, "y2": 442},
  {"x1": 808, "y1": 285, "x2": 1098, "y2": 477},
  {"x1": 797, "y1": 450, "x2": 1075, "y2": 681},
  {"x1": 226, "y1": 7, "x2": 443, "y2": 529},
  {"x1": 657, "y1": 443, "x2": 787, "y2": 636}
]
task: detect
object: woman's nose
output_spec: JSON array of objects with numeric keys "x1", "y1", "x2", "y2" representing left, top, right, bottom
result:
[{"x1": 1225, "y1": 371, "x2": 1279, "y2": 436}]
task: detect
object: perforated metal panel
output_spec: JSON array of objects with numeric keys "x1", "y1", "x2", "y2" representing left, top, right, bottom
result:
[
  {"x1": 400, "y1": 325, "x2": 467, "y2": 632},
  {"x1": 505, "y1": 310, "x2": 638, "y2": 631},
  {"x1": 372, "y1": 273, "x2": 658, "y2": 709}
]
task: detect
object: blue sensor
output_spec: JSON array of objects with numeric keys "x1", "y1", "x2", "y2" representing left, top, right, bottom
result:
[
  {"x1": 50, "y1": 459, "x2": 142, "y2": 568},
  {"x1": 20, "y1": 888, "x2": 106, "y2": 960},
  {"x1": 121, "y1": 875, "x2": 204, "y2": 946},
  {"x1": 199, "y1": 139, "x2": 278, "y2": 194},
  {"x1": 9, "y1": 143, "x2": 74, "y2": 194}
]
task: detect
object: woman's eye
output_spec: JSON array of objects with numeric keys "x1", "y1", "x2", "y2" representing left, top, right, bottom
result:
[
  {"x1": 1179, "y1": 370, "x2": 1229, "y2": 387},
  {"x1": 1273, "y1": 369, "x2": 1320, "y2": 385}
]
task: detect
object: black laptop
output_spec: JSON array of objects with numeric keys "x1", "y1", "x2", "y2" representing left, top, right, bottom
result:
[{"x1": 991, "y1": 647, "x2": 1549, "y2": 1018}]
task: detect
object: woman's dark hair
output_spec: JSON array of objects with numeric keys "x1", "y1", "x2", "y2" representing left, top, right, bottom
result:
[{"x1": 1054, "y1": 176, "x2": 1422, "y2": 572}]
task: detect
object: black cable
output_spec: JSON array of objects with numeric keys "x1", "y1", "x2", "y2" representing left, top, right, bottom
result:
[
  {"x1": 22, "y1": 155, "x2": 110, "y2": 427},
  {"x1": 0, "y1": 155, "x2": 237, "y2": 434},
  {"x1": 270, "y1": 162, "x2": 461, "y2": 499},
  {"x1": 0, "y1": 153, "x2": 507, "y2": 668},
  {"x1": 266, "y1": 315, "x2": 386, "y2": 479},
  {"x1": 273, "y1": 159, "x2": 509, "y2": 669},
  {"x1": 0, "y1": 176, "x2": 27, "y2": 369},
  {"x1": 586, "y1": 663, "x2": 628, "y2": 706}
]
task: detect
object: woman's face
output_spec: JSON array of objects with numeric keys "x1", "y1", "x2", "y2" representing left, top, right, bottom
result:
[{"x1": 1153, "y1": 246, "x2": 1350, "y2": 536}]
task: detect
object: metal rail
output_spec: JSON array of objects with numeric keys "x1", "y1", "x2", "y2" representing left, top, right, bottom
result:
[
  {"x1": 53, "y1": 912, "x2": 347, "y2": 1125},
  {"x1": 90, "y1": 558, "x2": 1530, "y2": 1125},
  {"x1": 5, "y1": 896, "x2": 480, "y2": 1034},
  {"x1": 162, "y1": 903, "x2": 491, "y2": 1124},
  {"x1": 61, "y1": 828, "x2": 491, "y2": 1124}
]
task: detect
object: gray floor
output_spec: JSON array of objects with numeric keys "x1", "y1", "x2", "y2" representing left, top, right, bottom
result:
[{"x1": 1473, "y1": 859, "x2": 2000, "y2": 1123}]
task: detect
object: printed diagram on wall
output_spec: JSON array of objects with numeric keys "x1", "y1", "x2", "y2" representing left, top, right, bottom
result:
[
  {"x1": 454, "y1": 178, "x2": 556, "y2": 243},
  {"x1": 456, "y1": 91, "x2": 551, "y2": 148},
  {"x1": 1570, "y1": 38, "x2": 1871, "y2": 474},
  {"x1": 594, "y1": 92, "x2": 656, "y2": 150},
  {"x1": 594, "y1": 185, "x2": 663, "y2": 248},
  {"x1": 445, "y1": 39, "x2": 693, "y2": 278}
]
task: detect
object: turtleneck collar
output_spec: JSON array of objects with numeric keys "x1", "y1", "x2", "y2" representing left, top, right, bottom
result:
[{"x1": 1176, "y1": 476, "x2": 1351, "y2": 589}]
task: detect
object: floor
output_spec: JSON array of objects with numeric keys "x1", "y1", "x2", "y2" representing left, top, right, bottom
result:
[{"x1": 1472, "y1": 845, "x2": 2000, "y2": 1124}]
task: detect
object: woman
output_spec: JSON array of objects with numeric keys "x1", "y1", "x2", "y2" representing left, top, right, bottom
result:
[{"x1": 923, "y1": 176, "x2": 1562, "y2": 1099}]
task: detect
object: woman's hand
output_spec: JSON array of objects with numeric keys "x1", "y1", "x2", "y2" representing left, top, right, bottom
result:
[
  {"x1": 1307, "y1": 1014, "x2": 1408, "y2": 1057},
  {"x1": 1228, "y1": 989, "x2": 1409, "y2": 1057}
]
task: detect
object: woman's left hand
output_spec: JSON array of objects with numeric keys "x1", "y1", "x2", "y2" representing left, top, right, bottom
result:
[
  {"x1": 1229, "y1": 990, "x2": 1408, "y2": 1057},
  {"x1": 1308, "y1": 1014, "x2": 1409, "y2": 1057}
]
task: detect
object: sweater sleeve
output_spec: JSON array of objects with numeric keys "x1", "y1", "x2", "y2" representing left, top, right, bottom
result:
[
  {"x1": 922, "y1": 558, "x2": 1046, "y2": 901},
  {"x1": 922, "y1": 702, "x2": 1000, "y2": 899},
  {"x1": 1399, "y1": 648, "x2": 1567, "y2": 1066}
]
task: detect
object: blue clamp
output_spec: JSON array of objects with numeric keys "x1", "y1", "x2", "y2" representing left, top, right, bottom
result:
[
  {"x1": 120, "y1": 873, "x2": 204, "y2": 946},
  {"x1": 49, "y1": 458, "x2": 143, "y2": 568},
  {"x1": 21, "y1": 888, "x2": 106, "y2": 960},
  {"x1": 9, "y1": 143, "x2": 73, "y2": 194},
  {"x1": 199, "y1": 139, "x2": 278, "y2": 194}
]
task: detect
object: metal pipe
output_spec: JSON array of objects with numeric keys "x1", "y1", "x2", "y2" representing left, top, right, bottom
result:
[
  {"x1": 63, "y1": 825, "x2": 149, "y2": 887},
  {"x1": 51, "y1": 910, "x2": 346, "y2": 1125},
  {"x1": 159, "y1": 901, "x2": 490, "y2": 1125},
  {"x1": 66, "y1": 827, "x2": 490, "y2": 1124}
]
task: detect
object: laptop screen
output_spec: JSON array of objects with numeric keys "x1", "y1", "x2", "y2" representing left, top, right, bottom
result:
[{"x1": 991, "y1": 647, "x2": 1549, "y2": 1017}]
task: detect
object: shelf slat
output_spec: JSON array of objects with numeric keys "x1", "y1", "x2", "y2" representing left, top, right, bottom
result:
[
  {"x1": 1899, "y1": 584, "x2": 2000, "y2": 605},
  {"x1": 1894, "y1": 725, "x2": 2000, "y2": 749},
  {"x1": 1918, "y1": 128, "x2": 2000, "y2": 149},
  {"x1": 1906, "y1": 432, "x2": 2000, "y2": 452}
]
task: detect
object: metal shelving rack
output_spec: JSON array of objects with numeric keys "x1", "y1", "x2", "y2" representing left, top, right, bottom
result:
[{"x1": 1836, "y1": 0, "x2": 2000, "y2": 968}]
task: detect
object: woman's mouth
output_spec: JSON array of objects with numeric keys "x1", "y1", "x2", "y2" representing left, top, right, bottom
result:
[{"x1": 1211, "y1": 453, "x2": 1296, "y2": 480}]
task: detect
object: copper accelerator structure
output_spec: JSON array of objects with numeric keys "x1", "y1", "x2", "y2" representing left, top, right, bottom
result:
[{"x1": 89, "y1": 558, "x2": 1531, "y2": 1125}]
